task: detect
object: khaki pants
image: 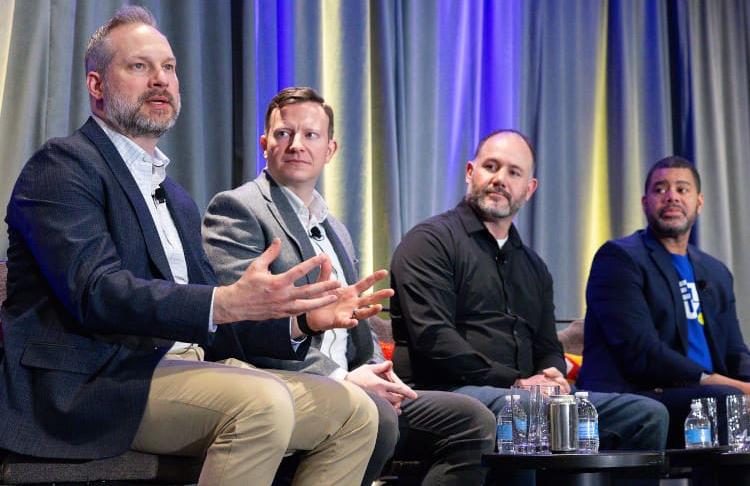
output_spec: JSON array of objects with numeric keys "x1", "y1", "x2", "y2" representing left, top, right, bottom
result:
[{"x1": 131, "y1": 347, "x2": 378, "y2": 486}]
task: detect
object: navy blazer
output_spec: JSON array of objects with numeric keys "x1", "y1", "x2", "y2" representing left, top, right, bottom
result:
[
  {"x1": 578, "y1": 228, "x2": 750, "y2": 393},
  {"x1": 0, "y1": 118, "x2": 301, "y2": 459}
]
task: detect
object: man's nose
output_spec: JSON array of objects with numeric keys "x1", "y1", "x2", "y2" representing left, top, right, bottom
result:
[
  {"x1": 288, "y1": 133, "x2": 305, "y2": 151},
  {"x1": 149, "y1": 67, "x2": 170, "y2": 88},
  {"x1": 664, "y1": 187, "x2": 679, "y2": 201},
  {"x1": 491, "y1": 169, "x2": 508, "y2": 187}
]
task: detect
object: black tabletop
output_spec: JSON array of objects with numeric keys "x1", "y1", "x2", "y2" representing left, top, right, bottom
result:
[
  {"x1": 483, "y1": 451, "x2": 665, "y2": 471},
  {"x1": 666, "y1": 447, "x2": 750, "y2": 467}
]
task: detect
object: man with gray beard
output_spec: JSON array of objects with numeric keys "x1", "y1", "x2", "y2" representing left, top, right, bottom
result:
[{"x1": 0, "y1": 6, "x2": 382, "y2": 486}]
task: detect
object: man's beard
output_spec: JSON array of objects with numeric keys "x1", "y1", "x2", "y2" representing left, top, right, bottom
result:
[
  {"x1": 466, "y1": 184, "x2": 523, "y2": 220},
  {"x1": 104, "y1": 82, "x2": 180, "y2": 138},
  {"x1": 647, "y1": 206, "x2": 696, "y2": 238}
]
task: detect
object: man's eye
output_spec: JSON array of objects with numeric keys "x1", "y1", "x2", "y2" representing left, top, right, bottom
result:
[
  {"x1": 163, "y1": 64, "x2": 175, "y2": 72},
  {"x1": 306, "y1": 132, "x2": 319, "y2": 140},
  {"x1": 132, "y1": 63, "x2": 146, "y2": 70},
  {"x1": 276, "y1": 130, "x2": 290, "y2": 138}
]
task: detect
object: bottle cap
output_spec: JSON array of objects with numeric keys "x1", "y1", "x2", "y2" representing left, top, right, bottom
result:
[
  {"x1": 504, "y1": 395, "x2": 512, "y2": 402},
  {"x1": 575, "y1": 391, "x2": 589, "y2": 398}
]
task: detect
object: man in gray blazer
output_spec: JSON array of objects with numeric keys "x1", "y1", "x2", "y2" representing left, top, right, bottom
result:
[{"x1": 203, "y1": 87, "x2": 496, "y2": 485}]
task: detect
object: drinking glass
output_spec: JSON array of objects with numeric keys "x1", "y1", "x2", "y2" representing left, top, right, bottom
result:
[
  {"x1": 510, "y1": 386, "x2": 533, "y2": 454},
  {"x1": 691, "y1": 397, "x2": 718, "y2": 447},
  {"x1": 535, "y1": 385, "x2": 560, "y2": 454},
  {"x1": 726, "y1": 395, "x2": 750, "y2": 452},
  {"x1": 510, "y1": 384, "x2": 560, "y2": 454}
]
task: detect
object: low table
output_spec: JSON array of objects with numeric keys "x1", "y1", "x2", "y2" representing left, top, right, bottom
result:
[
  {"x1": 665, "y1": 447, "x2": 750, "y2": 485},
  {"x1": 482, "y1": 451, "x2": 664, "y2": 486}
]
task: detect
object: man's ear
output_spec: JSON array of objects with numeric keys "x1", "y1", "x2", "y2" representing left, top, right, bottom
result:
[
  {"x1": 465, "y1": 161, "x2": 475, "y2": 184},
  {"x1": 325, "y1": 138, "x2": 338, "y2": 163},
  {"x1": 524, "y1": 177, "x2": 539, "y2": 201},
  {"x1": 87, "y1": 71, "x2": 104, "y2": 101},
  {"x1": 259, "y1": 134, "x2": 268, "y2": 156}
]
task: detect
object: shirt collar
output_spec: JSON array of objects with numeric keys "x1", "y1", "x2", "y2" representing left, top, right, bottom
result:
[
  {"x1": 455, "y1": 199, "x2": 523, "y2": 249},
  {"x1": 279, "y1": 183, "x2": 329, "y2": 229},
  {"x1": 93, "y1": 115, "x2": 170, "y2": 190}
]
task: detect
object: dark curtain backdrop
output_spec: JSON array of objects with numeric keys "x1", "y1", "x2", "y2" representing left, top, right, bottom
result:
[{"x1": 2, "y1": 0, "x2": 749, "y2": 337}]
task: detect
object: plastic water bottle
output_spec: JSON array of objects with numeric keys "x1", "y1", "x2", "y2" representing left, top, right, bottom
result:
[
  {"x1": 575, "y1": 391, "x2": 599, "y2": 453},
  {"x1": 511, "y1": 394, "x2": 528, "y2": 454},
  {"x1": 684, "y1": 402, "x2": 712, "y2": 449},
  {"x1": 497, "y1": 395, "x2": 515, "y2": 454}
]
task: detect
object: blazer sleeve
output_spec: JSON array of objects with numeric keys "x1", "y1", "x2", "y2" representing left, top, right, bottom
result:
[
  {"x1": 586, "y1": 241, "x2": 705, "y2": 385},
  {"x1": 6, "y1": 139, "x2": 212, "y2": 344},
  {"x1": 391, "y1": 225, "x2": 522, "y2": 387}
]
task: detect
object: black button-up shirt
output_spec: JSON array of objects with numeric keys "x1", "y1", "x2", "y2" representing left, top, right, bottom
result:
[{"x1": 391, "y1": 200, "x2": 565, "y2": 389}]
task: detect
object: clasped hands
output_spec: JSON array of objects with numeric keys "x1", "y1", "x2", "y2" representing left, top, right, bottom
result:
[
  {"x1": 346, "y1": 361, "x2": 418, "y2": 414},
  {"x1": 514, "y1": 366, "x2": 571, "y2": 395},
  {"x1": 213, "y1": 238, "x2": 394, "y2": 334}
]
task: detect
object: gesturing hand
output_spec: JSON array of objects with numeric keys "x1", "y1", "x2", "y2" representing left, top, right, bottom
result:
[
  {"x1": 213, "y1": 238, "x2": 341, "y2": 324},
  {"x1": 305, "y1": 269, "x2": 395, "y2": 332},
  {"x1": 346, "y1": 361, "x2": 418, "y2": 413}
]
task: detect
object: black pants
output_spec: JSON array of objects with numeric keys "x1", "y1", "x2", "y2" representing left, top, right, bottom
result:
[{"x1": 364, "y1": 390, "x2": 496, "y2": 486}]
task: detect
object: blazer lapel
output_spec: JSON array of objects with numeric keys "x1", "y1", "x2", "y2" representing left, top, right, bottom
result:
[
  {"x1": 161, "y1": 178, "x2": 215, "y2": 286},
  {"x1": 322, "y1": 219, "x2": 358, "y2": 284},
  {"x1": 320, "y1": 219, "x2": 375, "y2": 363},
  {"x1": 644, "y1": 230, "x2": 689, "y2": 352},
  {"x1": 257, "y1": 172, "x2": 318, "y2": 283},
  {"x1": 80, "y1": 118, "x2": 173, "y2": 281}
]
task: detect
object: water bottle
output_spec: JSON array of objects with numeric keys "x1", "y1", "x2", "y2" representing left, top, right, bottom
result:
[
  {"x1": 684, "y1": 402, "x2": 712, "y2": 449},
  {"x1": 496, "y1": 395, "x2": 515, "y2": 454},
  {"x1": 511, "y1": 394, "x2": 528, "y2": 454},
  {"x1": 575, "y1": 391, "x2": 599, "y2": 453}
]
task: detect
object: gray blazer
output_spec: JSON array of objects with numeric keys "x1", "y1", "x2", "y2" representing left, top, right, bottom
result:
[{"x1": 202, "y1": 170, "x2": 384, "y2": 374}]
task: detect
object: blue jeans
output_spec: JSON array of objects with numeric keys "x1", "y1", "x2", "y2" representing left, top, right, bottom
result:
[{"x1": 452, "y1": 384, "x2": 669, "y2": 451}]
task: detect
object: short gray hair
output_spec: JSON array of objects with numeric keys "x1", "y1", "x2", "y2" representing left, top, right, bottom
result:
[{"x1": 84, "y1": 5, "x2": 159, "y2": 75}]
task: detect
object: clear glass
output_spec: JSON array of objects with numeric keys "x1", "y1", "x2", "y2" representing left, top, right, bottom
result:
[
  {"x1": 510, "y1": 384, "x2": 559, "y2": 455},
  {"x1": 726, "y1": 395, "x2": 750, "y2": 452},
  {"x1": 690, "y1": 397, "x2": 718, "y2": 447}
]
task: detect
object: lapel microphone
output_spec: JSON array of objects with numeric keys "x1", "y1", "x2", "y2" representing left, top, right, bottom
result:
[
  {"x1": 152, "y1": 185, "x2": 167, "y2": 205},
  {"x1": 309, "y1": 226, "x2": 324, "y2": 241}
]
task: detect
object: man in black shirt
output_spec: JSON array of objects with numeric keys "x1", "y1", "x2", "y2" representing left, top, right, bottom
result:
[{"x1": 391, "y1": 129, "x2": 668, "y2": 451}]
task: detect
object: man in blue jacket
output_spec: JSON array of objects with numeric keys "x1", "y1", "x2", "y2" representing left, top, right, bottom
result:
[{"x1": 578, "y1": 156, "x2": 750, "y2": 446}]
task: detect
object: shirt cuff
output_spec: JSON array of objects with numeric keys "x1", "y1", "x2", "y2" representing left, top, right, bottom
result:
[
  {"x1": 208, "y1": 288, "x2": 217, "y2": 333},
  {"x1": 290, "y1": 316, "x2": 308, "y2": 351}
]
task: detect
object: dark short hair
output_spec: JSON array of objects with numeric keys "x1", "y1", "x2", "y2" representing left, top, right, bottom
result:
[
  {"x1": 85, "y1": 6, "x2": 159, "y2": 76},
  {"x1": 264, "y1": 87, "x2": 335, "y2": 139},
  {"x1": 644, "y1": 156, "x2": 701, "y2": 193},
  {"x1": 473, "y1": 129, "x2": 536, "y2": 173}
]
